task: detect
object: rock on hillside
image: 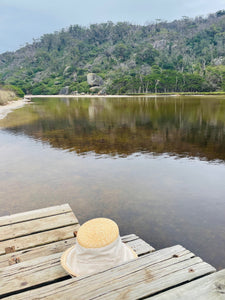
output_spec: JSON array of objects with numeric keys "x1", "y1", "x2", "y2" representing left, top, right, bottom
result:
[
  {"x1": 87, "y1": 73, "x2": 104, "y2": 87},
  {"x1": 59, "y1": 86, "x2": 70, "y2": 95}
]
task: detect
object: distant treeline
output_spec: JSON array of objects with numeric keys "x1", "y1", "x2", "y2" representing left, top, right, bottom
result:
[
  {"x1": 107, "y1": 68, "x2": 225, "y2": 94},
  {"x1": 1, "y1": 10, "x2": 225, "y2": 94}
]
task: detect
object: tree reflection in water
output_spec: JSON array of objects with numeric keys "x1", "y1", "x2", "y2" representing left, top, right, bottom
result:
[
  {"x1": 0, "y1": 96, "x2": 225, "y2": 270},
  {"x1": 1, "y1": 96, "x2": 225, "y2": 161}
]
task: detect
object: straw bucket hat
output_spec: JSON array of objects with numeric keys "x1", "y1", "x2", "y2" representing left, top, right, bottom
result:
[{"x1": 61, "y1": 218, "x2": 137, "y2": 277}]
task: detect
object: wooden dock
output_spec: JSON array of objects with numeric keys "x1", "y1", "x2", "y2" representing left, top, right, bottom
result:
[{"x1": 0, "y1": 204, "x2": 224, "y2": 299}]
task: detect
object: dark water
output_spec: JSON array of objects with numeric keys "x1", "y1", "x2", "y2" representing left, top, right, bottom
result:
[{"x1": 0, "y1": 96, "x2": 225, "y2": 269}]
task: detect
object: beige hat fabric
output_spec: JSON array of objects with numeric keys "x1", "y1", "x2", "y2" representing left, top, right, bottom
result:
[{"x1": 61, "y1": 218, "x2": 137, "y2": 277}]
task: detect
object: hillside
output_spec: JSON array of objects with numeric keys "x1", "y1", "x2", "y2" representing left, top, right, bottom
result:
[{"x1": 1, "y1": 10, "x2": 225, "y2": 94}]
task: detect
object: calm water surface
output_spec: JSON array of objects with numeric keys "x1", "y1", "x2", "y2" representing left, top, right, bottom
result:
[{"x1": 0, "y1": 96, "x2": 225, "y2": 269}]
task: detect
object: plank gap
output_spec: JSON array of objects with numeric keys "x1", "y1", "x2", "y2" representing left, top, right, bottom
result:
[
  {"x1": 0, "y1": 275, "x2": 71, "y2": 299},
  {"x1": 0, "y1": 210, "x2": 75, "y2": 228},
  {"x1": 88, "y1": 262, "x2": 215, "y2": 300},
  {"x1": 138, "y1": 251, "x2": 155, "y2": 257},
  {"x1": 153, "y1": 260, "x2": 204, "y2": 279},
  {"x1": 0, "y1": 223, "x2": 78, "y2": 243},
  {"x1": 140, "y1": 270, "x2": 216, "y2": 299},
  {"x1": 0, "y1": 224, "x2": 79, "y2": 256}
]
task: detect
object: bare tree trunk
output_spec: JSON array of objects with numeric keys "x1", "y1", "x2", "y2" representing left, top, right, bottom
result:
[{"x1": 155, "y1": 79, "x2": 160, "y2": 93}]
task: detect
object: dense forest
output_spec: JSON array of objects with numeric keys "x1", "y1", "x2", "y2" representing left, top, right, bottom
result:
[{"x1": 1, "y1": 10, "x2": 225, "y2": 94}]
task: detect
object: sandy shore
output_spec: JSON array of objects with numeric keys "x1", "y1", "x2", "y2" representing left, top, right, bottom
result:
[
  {"x1": 25, "y1": 94, "x2": 134, "y2": 98},
  {"x1": 0, "y1": 99, "x2": 29, "y2": 120},
  {"x1": 25, "y1": 94, "x2": 179, "y2": 98}
]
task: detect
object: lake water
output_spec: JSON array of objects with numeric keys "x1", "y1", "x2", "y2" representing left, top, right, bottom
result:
[{"x1": 0, "y1": 96, "x2": 225, "y2": 269}]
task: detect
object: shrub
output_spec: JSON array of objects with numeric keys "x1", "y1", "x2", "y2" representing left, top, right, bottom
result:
[
  {"x1": 0, "y1": 90, "x2": 16, "y2": 105},
  {"x1": 3, "y1": 85, "x2": 25, "y2": 97}
]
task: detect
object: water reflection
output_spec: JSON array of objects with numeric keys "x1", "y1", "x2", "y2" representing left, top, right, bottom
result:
[
  {"x1": 0, "y1": 96, "x2": 225, "y2": 270},
  {"x1": 0, "y1": 96, "x2": 225, "y2": 161}
]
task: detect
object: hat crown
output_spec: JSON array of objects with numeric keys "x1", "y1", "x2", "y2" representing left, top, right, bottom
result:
[{"x1": 77, "y1": 218, "x2": 119, "y2": 248}]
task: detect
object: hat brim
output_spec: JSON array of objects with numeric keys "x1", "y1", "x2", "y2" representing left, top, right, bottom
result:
[{"x1": 61, "y1": 243, "x2": 138, "y2": 277}]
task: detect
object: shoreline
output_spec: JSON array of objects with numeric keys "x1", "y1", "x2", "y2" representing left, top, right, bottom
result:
[
  {"x1": 25, "y1": 95, "x2": 137, "y2": 98},
  {"x1": 0, "y1": 98, "x2": 29, "y2": 120},
  {"x1": 25, "y1": 94, "x2": 180, "y2": 99},
  {"x1": 25, "y1": 93, "x2": 225, "y2": 99},
  {"x1": 0, "y1": 92, "x2": 223, "y2": 120}
]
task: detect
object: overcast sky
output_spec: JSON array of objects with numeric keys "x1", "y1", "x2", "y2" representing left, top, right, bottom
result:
[{"x1": 0, "y1": 0, "x2": 224, "y2": 53}]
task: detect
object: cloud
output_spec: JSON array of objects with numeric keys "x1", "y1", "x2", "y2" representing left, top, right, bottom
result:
[{"x1": 0, "y1": 0, "x2": 225, "y2": 53}]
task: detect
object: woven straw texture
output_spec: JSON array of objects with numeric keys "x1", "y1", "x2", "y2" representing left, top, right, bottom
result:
[{"x1": 77, "y1": 218, "x2": 119, "y2": 248}]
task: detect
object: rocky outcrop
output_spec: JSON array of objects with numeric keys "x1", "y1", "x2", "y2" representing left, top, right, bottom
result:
[
  {"x1": 89, "y1": 86, "x2": 101, "y2": 92},
  {"x1": 87, "y1": 73, "x2": 103, "y2": 87},
  {"x1": 72, "y1": 72, "x2": 77, "y2": 82},
  {"x1": 33, "y1": 71, "x2": 49, "y2": 83},
  {"x1": 153, "y1": 39, "x2": 167, "y2": 50},
  {"x1": 213, "y1": 57, "x2": 224, "y2": 66},
  {"x1": 59, "y1": 86, "x2": 69, "y2": 95},
  {"x1": 90, "y1": 86, "x2": 106, "y2": 95},
  {"x1": 71, "y1": 91, "x2": 78, "y2": 95},
  {"x1": 98, "y1": 87, "x2": 106, "y2": 95},
  {"x1": 63, "y1": 66, "x2": 71, "y2": 76}
]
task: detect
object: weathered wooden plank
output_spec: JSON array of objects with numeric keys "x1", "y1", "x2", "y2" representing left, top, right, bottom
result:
[
  {"x1": 0, "y1": 245, "x2": 188, "y2": 298},
  {"x1": 150, "y1": 269, "x2": 225, "y2": 300},
  {"x1": 126, "y1": 238, "x2": 155, "y2": 255},
  {"x1": 0, "y1": 238, "x2": 76, "y2": 268},
  {"x1": 120, "y1": 234, "x2": 139, "y2": 242},
  {"x1": 0, "y1": 245, "x2": 185, "y2": 297},
  {"x1": 91, "y1": 261, "x2": 215, "y2": 300},
  {"x1": 0, "y1": 253, "x2": 65, "y2": 298},
  {"x1": 0, "y1": 204, "x2": 73, "y2": 227},
  {"x1": 0, "y1": 212, "x2": 78, "y2": 242},
  {"x1": 3, "y1": 245, "x2": 215, "y2": 299},
  {"x1": 0, "y1": 224, "x2": 79, "y2": 255},
  {"x1": 0, "y1": 235, "x2": 153, "y2": 268}
]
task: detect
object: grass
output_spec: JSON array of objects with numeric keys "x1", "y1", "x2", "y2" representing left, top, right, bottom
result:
[{"x1": 0, "y1": 90, "x2": 17, "y2": 105}]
